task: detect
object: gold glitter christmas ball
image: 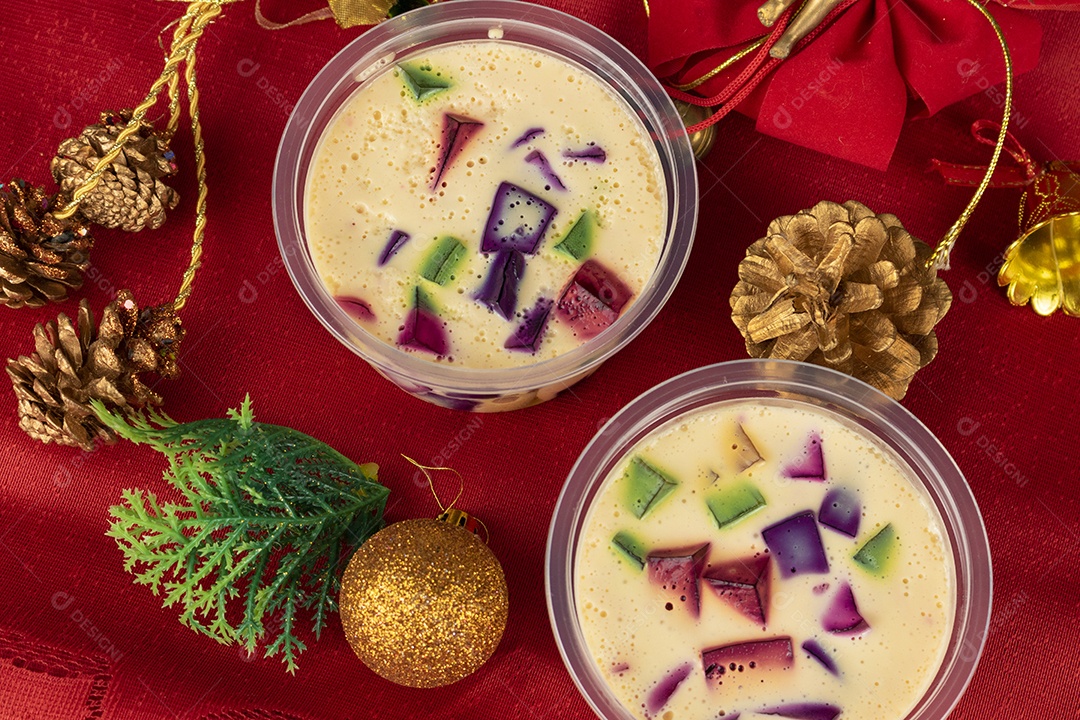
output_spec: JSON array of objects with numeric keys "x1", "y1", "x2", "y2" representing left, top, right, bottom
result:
[{"x1": 339, "y1": 517, "x2": 509, "y2": 688}]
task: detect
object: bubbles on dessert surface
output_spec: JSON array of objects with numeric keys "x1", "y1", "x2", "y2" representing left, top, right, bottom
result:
[{"x1": 306, "y1": 40, "x2": 666, "y2": 369}]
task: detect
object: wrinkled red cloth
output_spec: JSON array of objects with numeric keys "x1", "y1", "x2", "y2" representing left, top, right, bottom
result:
[
  {"x1": 0, "y1": 1, "x2": 1079, "y2": 719},
  {"x1": 648, "y1": 0, "x2": 1059, "y2": 169}
]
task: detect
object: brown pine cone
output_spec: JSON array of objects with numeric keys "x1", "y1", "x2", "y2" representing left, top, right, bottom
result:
[
  {"x1": 730, "y1": 200, "x2": 952, "y2": 400},
  {"x1": 51, "y1": 110, "x2": 179, "y2": 232},
  {"x1": 0, "y1": 179, "x2": 92, "y2": 309},
  {"x1": 6, "y1": 290, "x2": 185, "y2": 450}
]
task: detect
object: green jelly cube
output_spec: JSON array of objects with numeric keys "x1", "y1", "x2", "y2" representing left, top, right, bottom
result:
[
  {"x1": 624, "y1": 457, "x2": 679, "y2": 519},
  {"x1": 853, "y1": 523, "x2": 897, "y2": 575},
  {"x1": 554, "y1": 211, "x2": 595, "y2": 260},
  {"x1": 397, "y1": 62, "x2": 450, "y2": 101},
  {"x1": 611, "y1": 531, "x2": 647, "y2": 570},
  {"x1": 706, "y1": 483, "x2": 766, "y2": 529},
  {"x1": 419, "y1": 236, "x2": 467, "y2": 285}
]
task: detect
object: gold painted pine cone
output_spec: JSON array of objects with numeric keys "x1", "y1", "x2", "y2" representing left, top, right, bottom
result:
[
  {"x1": 730, "y1": 200, "x2": 952, "y2": 400},
  {"x1": 6, "y1": 290, "x2": 184, "y2": 450},
  {"x1": 51, "y1": 110, "x2": 179, "y2": 232},
  {"x1": 0, "y1": 179, "x2": 92, "y2": 309}
]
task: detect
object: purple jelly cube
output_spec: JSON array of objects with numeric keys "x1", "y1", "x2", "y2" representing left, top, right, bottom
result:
[
  {"x1": 335, "y1": 296, "x2": 374, "y2": 323},
  {"x1": 378, "y1": 229, "x2": 411, "y2": 266},
  {"x1": 702, "y1": 637, "x2": 793, "y2": 688},
  {"x1": 563, "y1": 143, "x2": 607, "y2": 163},
  {"x1": 783, "y1": 432, "x2": 827, "y2": 481},
  {"x1": 760, "y1": 703, "x2": 841, "y2": 720},
  {"x1": 818, "y1": 487, "x2": 860, "y2": 537},
  {"x1": 511, "y1": 127, "x2": 544, "y2": 148},
  {"x1": 555, "y1": 259, "x2": 633, "y2": 339},
  {"x1": 823, "y1": 582, "x2": 869, "y2": 635},
  {"x1": 505, "y1": 297, "x2": 553, "y2": 352},
  {"x1": 524, "y1": 149, "x2": 566, "y2": 191},
  {"x1": 397, "y1": 289, "x2": 449, "y2": 356},
  {"x1": 801, "y1": 639, "x2": 838, "y2": 676},
  {"x1": 481, "y1": 182, "x2": 556, "y2": 254},
  {"x1": 431, "y1": 113, "x2": 484, "y2": 189},
  {"x1": 761, "y1": 511, "x2": 829, "y2": 578},
  {"x1": 475, "y1": 250, "x2": 525, "y2": 320},
  {"x1": 703, "y1": 554, "x2": 771, "y2": 626},
  {"x1": 646, "y1": 662, "x2": 692, "y2": 715},
  {"x1": 647, "y1": 543, "x2": 710, "y2": 618}
]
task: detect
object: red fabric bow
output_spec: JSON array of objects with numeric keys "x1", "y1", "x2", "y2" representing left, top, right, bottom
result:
[{"x1": 648, "y1": 0, "x2": 1071, "y2": 170}]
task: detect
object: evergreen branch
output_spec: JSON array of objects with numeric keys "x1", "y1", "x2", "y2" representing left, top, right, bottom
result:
[{"x1": 99, "y1": 396, "x2": 389, "y2": 673}]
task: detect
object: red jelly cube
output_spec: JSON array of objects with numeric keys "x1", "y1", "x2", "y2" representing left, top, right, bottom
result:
[
  {"x1": 703, "y1": 554, "x2": 772, "y2": 625},
  {"x1": 702, "y1": 637, "x2": 793, "y2": 688},
  {"x1": 431, "y1": 113, "x2": 483, "y2": 190},
  {"x1": 555, "y1": 259, "x2": 633, "y2": 339},
  {"x1": 647, "y1": 543, "x2": 710, "y2": 618}
]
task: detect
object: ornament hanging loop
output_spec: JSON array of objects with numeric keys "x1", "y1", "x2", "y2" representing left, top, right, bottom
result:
[
  {"x1": 926, "y1": 0, "x2": 1014, "y2": 271},
  {"x1": 402, "y1": 455, "x2": 489, "y2": 542},
  {"x1": 402, "y1": 454, "x2": 465, "y2": 513}
]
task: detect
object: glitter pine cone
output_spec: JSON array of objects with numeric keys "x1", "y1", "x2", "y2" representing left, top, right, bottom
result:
[
  {"x1": 51, "y1": 110, "x2": 180, "y2": 233},
  {"x1": 0, "y1": 179, "x2": 92, "y2": 309},
  {"x1": 730, "y1": 200, "x2": 952, "y2": 400},
  {"x1": 7, "y1": 290, "x2": 184, "y2": 450}
]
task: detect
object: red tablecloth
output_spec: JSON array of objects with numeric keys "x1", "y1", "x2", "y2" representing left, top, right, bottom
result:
[{"x1": 1, "y1": 1, "x2": 1078, "y2": 718}]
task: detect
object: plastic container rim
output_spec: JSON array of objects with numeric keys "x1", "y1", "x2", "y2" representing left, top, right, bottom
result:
[{"x1": 545, "y1": 359, "x2": 993, "y2": 720}]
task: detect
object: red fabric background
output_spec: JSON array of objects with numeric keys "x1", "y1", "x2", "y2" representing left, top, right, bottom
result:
[{"x1": 1, "y1": 1, "x2": 1078, "y2": 718}]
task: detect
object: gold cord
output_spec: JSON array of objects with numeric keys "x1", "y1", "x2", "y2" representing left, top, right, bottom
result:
[
  {"x1": 402, "y1": 455, "x2": 465, "y2": 513},
  {"x1": 172, "y1": 5, "x2": 220, "y2": 313},
  {"x1": 671, "y1": 36, "x2": 769, "y2": 92},
  {"x1": 926, "y1": 0, "x2": 1013, "y2": 270},
  {"x1": 51, "y1": 1, "x2": 223, "y2": 314},
  {"x1": 53, "y1": 3, "x2": 218, "y2": 222},
  {"x1": 164, "y1": 9, "x2": 197, "y2": 140}
]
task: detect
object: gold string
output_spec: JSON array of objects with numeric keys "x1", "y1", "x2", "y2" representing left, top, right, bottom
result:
[
  {"x1": 670, "y1": 35, "x2": 768, "y2": 92},
  {"x1": 163, "y1": 9, "x2": 197, "y2": 140},
  {"x1": 52, "y1": 1, "x2": 223, "y2": 313},
  {"x1": 52, "y1": 3, "x2": 218, "y2": 222},
  {"x1": 926, "y1": 0, "x2": 1013, "y2": 270},
  {"x1": 402, "y1": 455, "x2": 465, "y2": 513},
  {"x1": 173, "y1": 5, "x2": 220, "y2": 313}
]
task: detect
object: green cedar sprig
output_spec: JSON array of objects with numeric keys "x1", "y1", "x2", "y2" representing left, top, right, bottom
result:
[{"x1": 96, "y1": 396, "x2": 389, "y2": 673}]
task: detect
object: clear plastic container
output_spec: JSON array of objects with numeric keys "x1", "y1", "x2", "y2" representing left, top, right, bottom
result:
[
  {"x1": 273, "y1": 0, "x2": 697, "y2": 412},
  {"x1": 546, "y1": 359, "x2": 992, "y2": 719}
]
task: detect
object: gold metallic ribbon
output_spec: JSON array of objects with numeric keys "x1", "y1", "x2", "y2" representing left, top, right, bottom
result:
[{"x1": 255, "y1": 0, "x2": 420, "y2": 29}]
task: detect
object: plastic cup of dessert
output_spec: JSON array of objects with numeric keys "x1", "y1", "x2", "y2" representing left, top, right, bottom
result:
[
  {"x1": 546, "y1": 359, "x2": 993, "y2": 720},
  {"x1": 273, "y1": 0, "x2": 697, "y2": 412}
]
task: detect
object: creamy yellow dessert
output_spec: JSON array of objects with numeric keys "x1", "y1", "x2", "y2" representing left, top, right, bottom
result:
[
  {"x1": 576, "y1": 401, "x2": 954, "y2": 720},
  {"x1": 305, "y1": 41, "x2": 666, "y2": 368}
]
